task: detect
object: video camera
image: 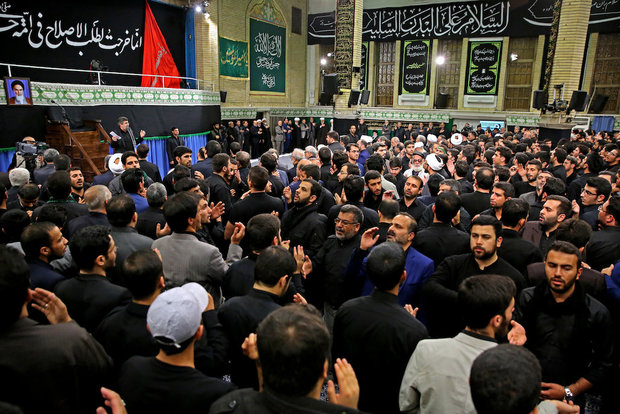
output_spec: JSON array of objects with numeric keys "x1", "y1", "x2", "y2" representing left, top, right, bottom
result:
[{"x1": 15, "y1": 141, "x2": 48, "y2": 157}]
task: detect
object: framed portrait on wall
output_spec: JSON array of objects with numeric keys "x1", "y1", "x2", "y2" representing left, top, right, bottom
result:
[{"x1": 4, "y1": 77, "x2": 33, "y2": 106}]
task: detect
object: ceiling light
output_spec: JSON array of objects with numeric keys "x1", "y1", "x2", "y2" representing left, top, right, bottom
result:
[{"x1": 435, "y1": 56, "x2": 446, "y2": 65}]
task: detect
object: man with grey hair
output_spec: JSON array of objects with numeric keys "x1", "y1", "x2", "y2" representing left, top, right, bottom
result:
[
  {"x1": 65, "y1": 185, "x2": 112, "y2": 239},
  {"x1": 110, "y1": 116, "x2": 145, "y2": 153},
  {"x1": 8, "y1": 168, "x2": 30, "y2": 204},
  {"x1": 34, "y1": 148, "x2": 59, "y2": 185},
  {"x1": 137, "y1": 182, "x2": 168, "y2": 240},
  {"x1": 287, "y1": 148, "x2": 305, "y2": 183},
  {"x1": 305, "y1": 145, "x2": 318, "y2": 160}
]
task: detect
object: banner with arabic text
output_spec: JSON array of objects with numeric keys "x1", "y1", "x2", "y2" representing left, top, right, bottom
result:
[
  {"x1": 219, "y1": 37, "x2": 249, "y2": 79},
  {"x1": 250, "y1": 18, "x2": 286, "y2": 94},
  {"x1": 360, "y1": 42, "x2": 369, "y2": 90},
  {"x1": 308, "y1": 0, "x2": 620, "y2": 44},
  {"x1": 465, "y1": 40, "x2": 503, "y2": 95},
  {"x1": 0, "y1": 0, "x2": 185, "y2": 86},
  {"x1": 399, "y1": 40, "x2": 431, "y2": 95}
]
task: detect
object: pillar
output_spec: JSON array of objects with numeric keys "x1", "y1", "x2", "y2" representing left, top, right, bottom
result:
[{"x1": 333, "y1": 0, "x2": 363, "y2": 113}]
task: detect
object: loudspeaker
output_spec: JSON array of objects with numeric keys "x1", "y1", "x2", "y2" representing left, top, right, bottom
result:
[
  {"x1": 348, "y1": 90, "x2": 361, "y2": 107},
  {"x1": 435, "y1": 93, "x2": 448, "y2": 109},
  {"x1": 352, "y1": 66, "x2": 361, "y2": 73},
  {"x1": 219, "y1": 90, "x2": 227, "y2": 103},
  {"x1": 323, "y1": 74, "x2": 338, "y2": 95},
  {"x1": 589, "y1": 94, "x2": 609, "y2": 114},
  {"x1": 532, "y1": 90, "x2": 547, "y2": 109},
  {"x1": 360, "y1": 90, "x2": 370, "y2": 105},
  {"x1": 318, "y1": 92, "x2": 332, "y2": 106},
  {"x1": 567, "y1": 90, "x2": 588, "y2": 112}
]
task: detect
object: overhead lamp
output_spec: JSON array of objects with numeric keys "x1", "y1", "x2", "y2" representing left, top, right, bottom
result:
[
  {"x1": 435, "y1": 55, "x2": 446, "y2": 65},
  {"x1": 320, "y1": 58, "x2": 327, "y2": 66},
  {"x1": 510, "y1": 53, "x2": 518, "y2": 62}
]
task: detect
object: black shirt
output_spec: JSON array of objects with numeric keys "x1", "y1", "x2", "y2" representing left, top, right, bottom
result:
[
  {"x1": 228, "y1": 192, "x2": 284, "y2": 226},
  {"x1": 208, "y1": 174, "x2": 233, "y2": 224},
  {"x1": 139, "y1": 159, "x2": 162, "y2": 183},
  {"x1": 423, "y1": 253, "x2": 526, "y2": 338},
  {"x1": 95, "y1": 302, "x2": 157, "y2": 368},
  {"x1": 218, "y1": 289, "x2": 281, "y2": 389},
  {"x1": 118, "y1": 356, "x2": 235, "y2": 414},
  {"x1": 413, "y1": 222, "x2": 470, "y2": 268},
  {"x1": 497, "y1": 229, "x2": 543, "y2": 278},
  {"x1": 399, "y1": 197, "x2": 427, "y2": 222},
  {"x1": 55, "y1": 273, "x2": 132, "y2": 333},
  {"x1": 333, "y1": 290, "x2": 428, "y2": 414},
  {"x1": 136, "y1": 206, "x2": 166, "y2": 240}
]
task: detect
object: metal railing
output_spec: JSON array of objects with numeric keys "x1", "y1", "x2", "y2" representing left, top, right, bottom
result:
[{"x1": 0, "y1": 62, "x2": 215, "y2": 91}]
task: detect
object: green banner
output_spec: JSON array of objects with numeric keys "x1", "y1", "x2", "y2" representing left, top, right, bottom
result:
[
  {"x1": 219, "y1": 37, "x2": 249, "y2": 79},
  {"x1": 250, "y1": 18, "x2": 286, "y2": 94},
  {"x1": 399, "y1": 39, "x2": 431, "y2": 95},
  {"x1": 465, "y1": 40, "x2": 502, "y2": 95}
]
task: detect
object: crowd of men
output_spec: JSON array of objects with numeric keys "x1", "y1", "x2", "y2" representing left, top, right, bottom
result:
[{"x1": 2, "y1": 117, "x2": 620, "y2": 414}]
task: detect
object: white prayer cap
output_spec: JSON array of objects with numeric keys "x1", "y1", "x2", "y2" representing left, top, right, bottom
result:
[
  {"x1": 427, "y1": 134, "x2": 437, "y2": 143},
  {"x1": 426, "y1": 153, "x2": 444, "y2": 171},
  {"x1": 451, "y1": 133, "x2": 463, "y2": 146}
]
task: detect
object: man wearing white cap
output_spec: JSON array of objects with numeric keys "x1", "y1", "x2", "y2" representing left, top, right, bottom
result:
[
  {"x1": 118, "y1": 282, "x2": 235, "y2": 413},
  {"x1": 450, "y1": 133, "x2": 464, "y2": 147}
]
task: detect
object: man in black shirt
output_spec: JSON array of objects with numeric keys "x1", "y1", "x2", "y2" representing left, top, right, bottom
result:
[
  {"x1": 585, "y1": 195, "x2": 620, "y2": 271},
  {"x1": 165, "y1": 127, "x2": 184, "y2": 168},
  {"x1": 118, "y1": 281, "x2": 235, "y2": 413},
  {"x1": 218, "y1": 246, "x2": 297, "y2": 389},
  {"x1": 413, "y1": 191, "x2": 469, "y2": 268},
  {"x1": 333, "y1": 242, "x2": 428, "y2": 414},
  {"x1": 498, "y1": 198, "x2": 543, "y2": 277},
  {"x1": 136, "y1": 143, "x2": 162, "y2": 183},
  {"x1": 399, "y1": 175, "x2": 426, "y2": 222},
  {"x1": 460, "y1": 167, "x2": 494, "y2": 217},
  {"x1": 515, "y1": 241, "x2": 614, "y2": 410},
  {"x1": 207, "y1": 153, "x2": 235, "y2": 225},
  {"x1": 95, "y1": 249, "x2": 163, "y2": 368},
  {"x1": 0, "y1": 246, "x2": 113, "y2": 413},
  {"x1": 327, "y1": 175, "x2": 379, "y2": 235},
  {"x1": 423, "y1": 216, "x2": 526, "y2": 338},
  {"x1": 136, "y1": 182, "x2": 167, "y2": 239},
  {"x1": 281, "y1": 179, "x2": 327, "y2": 260},
  {"x1": 225, "y1": 166, "x2": 284, "y2": 241},
  {"x1": 55, "y1": 226, "x2": 131, "y2": 333}
]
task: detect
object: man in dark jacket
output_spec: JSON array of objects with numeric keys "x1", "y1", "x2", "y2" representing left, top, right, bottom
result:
[
  {"x1": 413, "y1": 191, "x2": 469, "y2": 268},
  {"x1": 515, "y1": 241, "x2": 614, "y2": 410},
  {"x1": 217, "y1": 246, "x2": 297, "y2": 390},
  {"x1": 280, "y1": 179, "x2": 327, "y2": 260},
  {"x1": 165, "y1": 127, "x2": 184, "y2": 168},
  {"x1": 55, "y1": 225, "x2": 131, "y2": 332},
  {"x1": 110, "y1": 116, "x2": 145, "y2": 154},
  {"x1": 460, "y1": 166, "x2": 494, "y2": 217},
  {"x1": 210, "y1": 305, "x2": 363, "y2": 414}
]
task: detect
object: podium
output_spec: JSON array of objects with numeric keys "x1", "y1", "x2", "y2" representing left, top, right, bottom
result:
[{"x1": 45, "y1": 108, "x2": 111, "y2": 182}]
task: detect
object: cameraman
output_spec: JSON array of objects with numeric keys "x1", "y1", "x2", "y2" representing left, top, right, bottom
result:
[{"x1": 9, "y1": 137, "x2": 44, "y2": 178}]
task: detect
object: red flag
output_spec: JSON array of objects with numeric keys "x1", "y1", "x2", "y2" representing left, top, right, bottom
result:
[{"x1": 141, "y1": 1, "x2": 181, "y2": 88}]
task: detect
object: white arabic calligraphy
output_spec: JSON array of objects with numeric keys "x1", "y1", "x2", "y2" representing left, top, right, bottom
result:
[
  {"x1": 254, "y1": 32, "x2": 282, "y2": 58},
  {"x1": 262, "y1": 73, "x2": 276, "y2": 88},
  {"x1": 0, "y1": 8, "x2": 142, "y2": 55}
]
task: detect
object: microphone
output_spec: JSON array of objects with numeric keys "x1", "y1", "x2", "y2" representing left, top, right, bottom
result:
[{"x1": 50, "y1": 99, "x2": 70, "y2": 124}]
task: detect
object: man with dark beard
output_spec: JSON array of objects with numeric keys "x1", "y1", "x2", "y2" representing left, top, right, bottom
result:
[
  {"x1": 280, "y1": 179, "x2": 327, "y2": 260},
  {"x1": 522, "y1": 195, "x2": 571, "y2": 254},
  {"x1": 515, "y1": 241, "x2": 614, "y2": 411},
  {"x1": 423, "y1": 216, "x2": 526, "y2": 338},
  {"x1": 400, "y1": 274, "x2": 525, "y2": 414}
]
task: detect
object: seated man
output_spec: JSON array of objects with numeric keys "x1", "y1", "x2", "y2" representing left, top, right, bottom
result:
[
  {"x1": 55, "y1": 225, "x2": 131, "y2": 332},
  {"x1": 211, "y1": 305, "x2": 364, "y2": 414},
  {"x1": 0, "y1": 246, "x2": 113, "y2": 412},
  {"x1": 117, "y1": 282, "x2": 235, "y2": 413}
]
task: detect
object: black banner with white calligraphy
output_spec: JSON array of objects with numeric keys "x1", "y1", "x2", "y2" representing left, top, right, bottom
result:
[
  {"x1": 0, "y1": 0, "x2": 185, "y2": 86},
  {"x1": 399, "y1": 39, "x2": 431, "y2": 95},
  {"x1": 334, "y1": 0, "x2": 355, "y2": 91},
  {"x1": 465, "y1": 40, "x2": 502, "y2": 95},
  {"x1": 308, "y1": 0, "x2": 620, "y2": 45},
  {"x1": 360, "y1": 42, "x2": 368, "y2": 90}
]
